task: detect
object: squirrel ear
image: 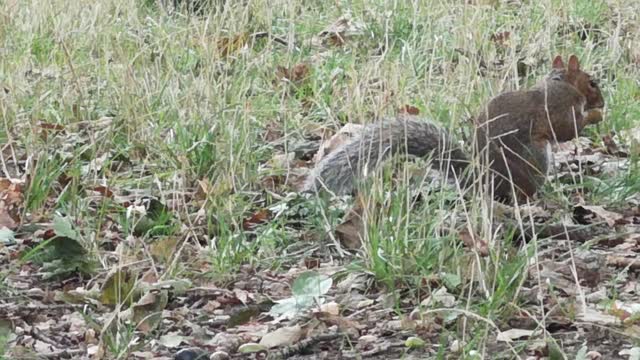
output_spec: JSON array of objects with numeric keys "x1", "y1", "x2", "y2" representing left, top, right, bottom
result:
[
  {"x1": 568, "y1": 55, "x2": 580, "y2": 72},
  {"x1": 552, "y1": 55, "x2": 565, "y2": 69}
]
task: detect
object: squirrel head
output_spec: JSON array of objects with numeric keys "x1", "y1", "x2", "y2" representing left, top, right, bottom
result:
[{"x1": 549, "y1": 54, "x2": 605, "y2": 111}]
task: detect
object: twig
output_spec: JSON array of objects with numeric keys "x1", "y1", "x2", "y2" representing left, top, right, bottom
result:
[
  {"x1": 342, "y1": 341, "x2": 405, "y2": 359},
  {"x1": 267, "y1": 333, "x2": 345, "y2": 360},
  {"x1": 36, "y1": 348, "x2": 84, "y2": 359}
]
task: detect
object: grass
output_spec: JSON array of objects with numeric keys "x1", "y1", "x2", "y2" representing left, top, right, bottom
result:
[{"x1": 2, "y1": 0, "x2": 640, "y2": 358}]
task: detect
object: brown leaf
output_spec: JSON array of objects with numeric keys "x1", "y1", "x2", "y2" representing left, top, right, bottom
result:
[
  {"x1": 92, "y1": 185, "x2": 114, "y2": 198},
  {"x1": 398, "y1": 105, "x2": 420, "y2": 116},
  {"x1": 0, "y1": 178, "x2": 24, "y2": 230},
  {"x1": 275, "y1": 63, "x2": 310, "y2": 85},
  {"x1": 312, "y1": 123, "x2": 364, "y2": 164},
  {"x1": 335, "y1": 216, "x2": 363, "y2": 249},
  {"x1": 606, "y1": 255, "x2": 640, "y2": 270},
  {"x1": 490, "y1": 31, "x2": 511, "y2": 47},
  {"x1": 602, "y1": 133, "x2": 628, "y2": 157},
  {"x1": 242, "y1": 209, "x2": 271, "y2": 230},
  {"x1": 304, "y1": 257, "x2": 321, "y2": 269},
  {"x1": 37, "y1": 121, "x2": 65, "y2": 141},
  {"x1": 459, "y1": 228, "x2": 489, "y2": 256},
  {"x1": 262, "y1": 122, "x2": 284, "y2": 143},
  {"x1": 217, "y1": 32, "x2": 249, "y2": 57},
  {"x1": 314, "y1": 311, "x2": 361, "y2": 338},
  {"x1": 259, "y1": 325, "x2": 302, "y2": 349},
  {"x1": 335, "y1": 195, "x2": 368, "y2": 249},
  {"x1": 132, "y1": 289, "x2": 169, "y2": 334},
  {"x1": 0, "y1": 209, "x2": 17, "y2": 229},
  {"x1": 316, "y1": 14, "x2": 365, "y2": 47},
  {"x1": 574, "y1": 205, "x2": 625, "y2": 227}
]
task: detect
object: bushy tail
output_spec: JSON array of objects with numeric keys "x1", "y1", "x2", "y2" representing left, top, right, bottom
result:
[{"x1": 302, "y1": 117, "x2": 469, "y2": 195}]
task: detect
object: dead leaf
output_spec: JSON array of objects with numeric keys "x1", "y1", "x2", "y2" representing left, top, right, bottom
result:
[
  {"x1": 459, "y1": 228, "x2": 489, "y2": 256},
  {"x1": 100, "y1": 269, "x2": 136, "y2": 306},
  {"x1": 158, "y1": 332, "x2": 188, "y2": 348},
  {"x1": 132, "y1": 289, "x2": 169, "y2": 334},
  {"x1": 304, "y1": 257, "x2": 321, "y2": 269},
  {"x1": 606, "y1": 255, "x2": 640, "y2": 270},
  {"x1": 0, "y1": 178, "x2": 24, "y2": 230},
  {"x1": 259, "y1": 325, "x2": 303, "y2": 348},
  {"x1": 398, "y1": 105, "x2": 420, "y2": 116},
  {"x1": 217, "y1": 32, "x2": 250, "y2": 57},
  {"x1": 0, "y1": 209, "x2": 17, "y2": 230},
  {"x1": 490, "y1": 31, "x2": 511, "y2": 47},
  {"x1": 37, "y1": 121, "x2": 65, "y2": 141},
  {"x1": 91, "y1": 185, "x2": 114, "y2": 198},
  {"x1": 242, "y1": 209, "x2": 271, "y2": 230},
  {"x1": 496, "y1": 328, "x2": 535, "y2": 342},
  {"x1": 149, "y1": 237, "x2": 179, "y2": 264},
  {"x1": 313, "y1": 123, "x2": 364, "y2": 164},
  {"x1": 574, "y1": 205, "x2": 625, "y2": 227},
  {"x1": 262, "y1": 122, "x2": 284, "y2": 143},
  {"x1": 275, "y1": 63, "x2": 310, "y2": 86},
  {"x1": 314, "y1": 312, "x2": 361, "y2": 338},
  {"x1": 315, "y1": 14, "x2": 366, "y2": 48},
  {"x1": 577, "y1": 307, "x2": 621, "y2": 325},
  {"x1": 335, "y1": 196, "x2": 367, "y2": 249},
  {"x1": 318, "y1": 301, "x2": 340, "y2": 315},
  {"x1": 602, "y1": 133, "x2": 628, "y2": 157}
]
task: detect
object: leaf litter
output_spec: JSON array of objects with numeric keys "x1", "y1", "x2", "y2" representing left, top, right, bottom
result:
[{"x1": 3, "y1": 5, "x2": 640, "y2": 360}]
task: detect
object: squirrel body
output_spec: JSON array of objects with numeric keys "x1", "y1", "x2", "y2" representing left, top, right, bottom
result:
[{"x1": 303, "y1": 55, "x2": 605, "y2": 201}]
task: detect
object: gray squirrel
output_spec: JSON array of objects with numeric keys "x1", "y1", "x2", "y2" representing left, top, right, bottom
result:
[{"x1": 303, "y1": 55, "x2": 605, "y2": 202}]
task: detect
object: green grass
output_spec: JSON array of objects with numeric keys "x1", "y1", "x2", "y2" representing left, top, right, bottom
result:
[{"x1": 2, "y1": 0, "x2": 640, "y2": 357}]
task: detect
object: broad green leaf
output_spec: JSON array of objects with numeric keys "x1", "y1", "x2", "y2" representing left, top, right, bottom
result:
[
  {"x1": 291, "y1": 271, "x2": 332, "y2": 297},
  {"x1": 0, "y1": 227, "x2": 15, "y2": 245},
  {"x1": 53, "y1": 215, "x2": 78, "y2": 240}
]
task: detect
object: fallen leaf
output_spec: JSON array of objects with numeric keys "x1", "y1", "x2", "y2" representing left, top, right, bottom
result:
[
  {"x1": 405, "y1": 336, "x2": 426, "y2": 349},
  {"x1": 37, "y1": 121, "x2": 65, "y2": 140},
  {"x1": 304, "y1": 257, "x2": 321, "y2": 269},
  {"x1": 92, "y1": 185, "x2": 114, "y2": 198},
  {"x1": 158, "y1": 332, "x2": 187, "y2": 348},
  {"x1": 217, "y1": 32, "x2": 249, "y2": 57},
  {"x1": 335, "y1": 194, "x2": 369, "y2": 249},
  {"x1": 275, "y1": 63, "x2": 310, "y2": 85},
  {"x1": 242, "y1": 209, "x2": 271, "y2": 230},
  {"x1": 0, "y1": 209, "x2": 17, "y2": 230},
  {"x1": 459, "y1": 228, "x2": 489, "y2": 256},
  {"x1": 496, "y1": 328, "x2": 535, "y2": 342},
  {"x1": 132, "y1": 289, "x2": 169, "y2": 334},
  {"x1": 238, "y1": 343, "x2": 267, "y2": 353},
  {"x1": 335, "y1": 210, "x2": 364, "y2": 250},
  {"x1": 398, "y1": 105, "x2": 420, "y2": 115},
  {"x1": 490, "y1": 31, "x2": 511, "y2": 47},
  {"x1": 100, "y1": 269, "x2": 137, "y2": 306},
  {"x1": 311, "y1": 123, "x2": 365, "y2": 164},
  {"x1": 0, "y1": 178, "x2": 24, "y2": 230},
  {"x1": 259, "y1": 325, "x2": 303, "y2": 348},
  {"x1": 602, "y1": 133, "x2": 628, "y2": 157},
  {"x1": 316, "y1": 14, "x2": 366, "y2": 47},
  {"x1": 574, "y1": 205, "x2": 625, "y2": 227},
  {"x1": 420, "y1": 287, "x2": 456, "y2": 308},
  {"x1": 318, "y1": 301, "x2": 340, "y2": 315},
  {"x1": 606, "y1": 255, "x2": 640, "y2": 270},
  {"x1": 577, "y1": 307, "x2": 620, "y2": 325}
]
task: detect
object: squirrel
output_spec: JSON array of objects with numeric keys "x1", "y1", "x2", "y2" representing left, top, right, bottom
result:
[{"x1": 302, "y1": 55, "x2": 605, "y2": 202}]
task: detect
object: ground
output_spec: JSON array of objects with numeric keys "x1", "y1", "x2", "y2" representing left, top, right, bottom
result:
[{"x1": 1, "y1": 0, "x2": 640, "y2": 359}]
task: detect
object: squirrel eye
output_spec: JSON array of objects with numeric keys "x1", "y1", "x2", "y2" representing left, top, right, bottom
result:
[{"x1": 589, "y1": 80, "x2": 598, "y2": 88}]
